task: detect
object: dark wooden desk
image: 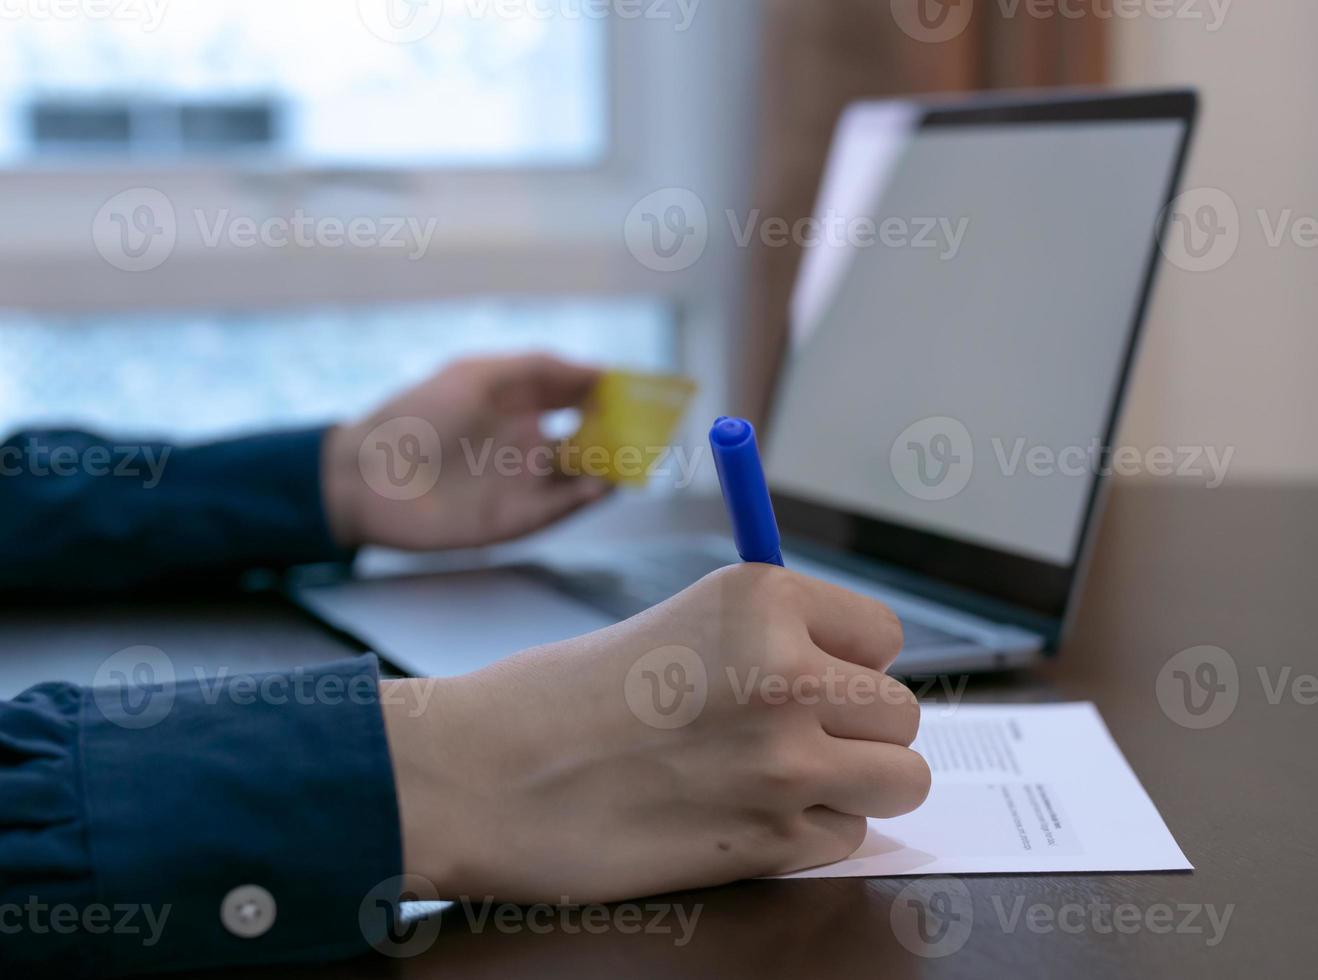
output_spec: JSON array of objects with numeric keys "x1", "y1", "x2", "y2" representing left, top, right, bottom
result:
[{"x1": 2, "y1": 485, "x2": 1314, "y2": 978}]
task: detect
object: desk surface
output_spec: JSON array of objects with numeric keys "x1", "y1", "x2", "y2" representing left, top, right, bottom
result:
[{"x1": 2, "y1": 484, "x2": 1315, "y2": 979}]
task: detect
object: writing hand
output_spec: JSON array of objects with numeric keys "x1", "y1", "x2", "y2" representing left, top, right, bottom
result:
[{"x1": 382, "y1": 564, "x2": 930, "y2": 903}]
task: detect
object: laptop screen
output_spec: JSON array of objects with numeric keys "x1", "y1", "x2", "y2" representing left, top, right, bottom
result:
[{"x1": 764, "y1": 96, "x2": 1193, "y2": 616}]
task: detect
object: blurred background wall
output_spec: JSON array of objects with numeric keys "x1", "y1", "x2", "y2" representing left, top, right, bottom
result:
[{"x1": 1111, "y1": 0, "x2": 1318, "y2": 481}]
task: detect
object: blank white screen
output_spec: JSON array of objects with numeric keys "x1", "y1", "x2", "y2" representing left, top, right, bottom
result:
[{"x1": 766, "y1": 119, "x2": 1184, "y2": 566}]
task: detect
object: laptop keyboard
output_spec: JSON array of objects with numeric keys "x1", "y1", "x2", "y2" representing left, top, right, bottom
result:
[
  {"x1": 534, "y1": 564, "x2": 707, "y2": 621},
  {"x1": 535, "y1": 552, "x2": 980, "y2": 652},
  {"x1": 897, "y1": 619, "x2": 977, "y2": 651}
]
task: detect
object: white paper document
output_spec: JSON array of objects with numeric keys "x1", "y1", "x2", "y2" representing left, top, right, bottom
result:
[{"x1": 787, "y1": 702, "x2": 1192, "y2": 878}]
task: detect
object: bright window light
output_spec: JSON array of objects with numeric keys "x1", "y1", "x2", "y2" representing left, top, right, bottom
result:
[
  {"x1": 0, "y1": 1, "x2": 608, "y2": 166},
  {"x1": 0, "y1": 299, "x2": 674, "y2": 440}
]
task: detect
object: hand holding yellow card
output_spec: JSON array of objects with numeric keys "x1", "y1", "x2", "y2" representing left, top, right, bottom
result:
[{"x1": 566, "y1": 370, "x2": 698, "y2": 486}]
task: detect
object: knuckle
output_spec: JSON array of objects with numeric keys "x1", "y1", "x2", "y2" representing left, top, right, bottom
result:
[
  {"x1": 865, "y1": 601, "x2": 902, "y2": 653},
  {"x1": 879, "y1": 677, "x2": 922, "y2": 745},
  {"x1": 884, "y1": 607, "x2": 905, "y2": 652},
  {"x1": 707, "y1": 561, "x2": 756, "y2": 583},
  {"x1": 710, "y1": 564, "x2": 804, "y2": 613},
  {"x1": 443, "y1": 357, "x2": 489, "y2": 395},
  {"x1": 879, "y1": 672, "x2": 918, "y2": 705},
  {"x1": 446, "y1": 354, "x2": 482, "y2": 376},
  {"x1": 745, "y1": 806, "x2": 802, "y2": 847},
  {"x1": 903, "y1": 697, "x2": 923, "y2": 744},
  {"x1": 760, "y1": 634, "x2": 815, "y2": 682},
  {"x1": 884, "y1": 748, "x2": 932, "y2": 817},
  {"x1": 761, "y1": 569, "x2": 806, "y2": 608},
  {"x1": 751, "y1": 737, "x2": 818, "y2": 795},
  {"x1": 850, "y1": 747, "x2": 934, "y2": 819},
  {"x1": 831, "y1": 814, "x2": 869, "y2": 857},
  {"x1": 717, "y1": 562, "x2": 801, "y2": 603},
  {"x1": 909, "y1": 752, "x2": 933, "y2": 809},
  {"x1": 699, "y1": 562, "x2": 758, "y2": 596}
]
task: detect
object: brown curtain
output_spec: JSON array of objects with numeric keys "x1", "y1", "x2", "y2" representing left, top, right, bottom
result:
[{"x1": 738, "y1": 0, "x2": 1107, "y2": 421}]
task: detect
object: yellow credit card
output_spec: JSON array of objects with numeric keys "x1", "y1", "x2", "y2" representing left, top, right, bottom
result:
[{"x1": 566, "y1": 370, "x2": 698, "y2": 486}]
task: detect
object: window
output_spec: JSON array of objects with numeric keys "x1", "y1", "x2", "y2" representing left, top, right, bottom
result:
[
  {"x1": 0, "y1": 299, "x2": 674, "y2": 439},
  {"x1": 0, "y1": 4, "x2": 759, "y2": 441},
  {"x1": 0, "y1": 1, "x2": 607, "y2": 167}
]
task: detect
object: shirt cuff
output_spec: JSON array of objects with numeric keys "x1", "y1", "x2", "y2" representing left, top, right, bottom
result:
[
  {"x1": 155, "y1": 426, "x2": 355, "y2": 575},
  {"x1": 81, "y1": 654, "x2": 402, "y2": 976}
]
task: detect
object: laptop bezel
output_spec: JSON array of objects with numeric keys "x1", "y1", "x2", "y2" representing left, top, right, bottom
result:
[{"x1": 765, "y1": 88, "x2": 1200, "y2": 643}]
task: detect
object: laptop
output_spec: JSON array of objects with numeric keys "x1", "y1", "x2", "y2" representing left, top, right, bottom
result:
[{"x1": 297, "y1": 88, "x2": 1199, "y2": 677}]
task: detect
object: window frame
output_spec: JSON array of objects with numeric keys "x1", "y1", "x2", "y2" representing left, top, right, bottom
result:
[{"x1": 0, "y1": 7, "x2": 762, "y2": 451}]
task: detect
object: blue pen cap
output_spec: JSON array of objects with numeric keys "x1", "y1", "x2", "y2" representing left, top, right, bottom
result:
[{"x1": 709, "y1": 417, "x2": 784, "y2": 566}]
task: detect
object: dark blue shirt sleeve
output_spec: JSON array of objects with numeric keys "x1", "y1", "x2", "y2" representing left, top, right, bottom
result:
[
  {"x1": 0, "y1": 655, "x2": 404, "y2": 978},
  {"x1": 0, "y1": 428, "x2": 352, "y2": 594}
]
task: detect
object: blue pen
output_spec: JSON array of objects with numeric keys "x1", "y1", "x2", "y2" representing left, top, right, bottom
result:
[{"x1": 709, "y1": 417, "x2": 784, "y2": 567}]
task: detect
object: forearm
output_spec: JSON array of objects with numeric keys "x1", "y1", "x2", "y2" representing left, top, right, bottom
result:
[{"x1": 0, "y1": 428, "x2": 352, "y2": 594}]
